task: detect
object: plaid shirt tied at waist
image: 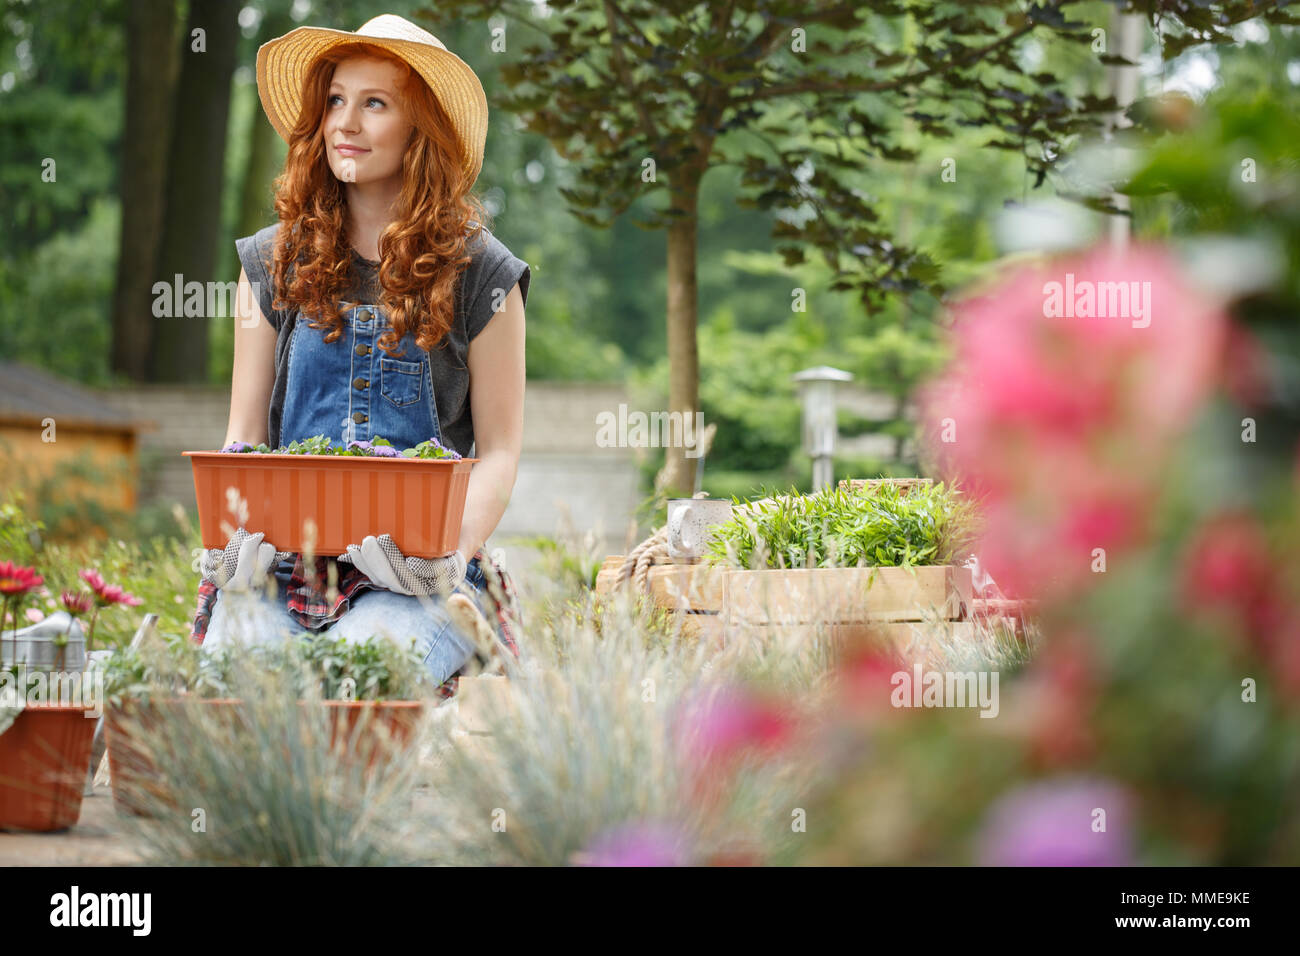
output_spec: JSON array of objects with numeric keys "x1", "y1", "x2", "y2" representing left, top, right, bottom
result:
[{"x1": 190, "y1": 548, "x2": 520, "y2": 700}]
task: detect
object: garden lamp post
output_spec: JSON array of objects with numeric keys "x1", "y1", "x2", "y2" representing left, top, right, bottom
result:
[{"x1": 792, "y1": 365, "x2": 853, "y2": 493}]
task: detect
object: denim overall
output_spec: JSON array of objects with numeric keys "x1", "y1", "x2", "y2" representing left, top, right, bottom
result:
[
  {"x1": 205, "y1": 303, "x2": 490, "y2": 684},
  {"x1": 281, "y1": 303, "x2": 442, "y2": 452}
]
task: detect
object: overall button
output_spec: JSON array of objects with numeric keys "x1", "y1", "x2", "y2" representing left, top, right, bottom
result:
[
  {"x1": 354, "y1": 343, "x2": 371, "y2": 356},
  {"x1": 358, "y1": 308, "x2": 373, "y2": 321},
  {"x1": 352, "y1": 376, "x2": 369, "y2": 390},
  {"x1": 351, "y1": 411, "x2": 367, "y2": 424}
]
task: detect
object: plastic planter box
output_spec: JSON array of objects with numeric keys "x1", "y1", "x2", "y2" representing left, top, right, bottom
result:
[
  {"x1": 106, "y1": 699, "x2": 426, "y2": 816},
  {"x1": 0, "y1": 705, "x2": 99, "y2": 832},
  {"x1": 184, "y1": 451, "x2": 476, "y2": 558}
]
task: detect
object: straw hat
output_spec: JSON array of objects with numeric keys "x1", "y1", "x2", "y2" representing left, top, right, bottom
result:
[{"x1": 255, "y1": 14, "x2": 488, "y2": 186}]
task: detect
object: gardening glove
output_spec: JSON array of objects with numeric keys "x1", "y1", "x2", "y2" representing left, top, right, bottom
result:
[
  {"x1": 336, "y1": 533, "x2": 466, "y2": 597},
  {"x1": 200, "y1": 528, "x2": 292, "y2": 592}
]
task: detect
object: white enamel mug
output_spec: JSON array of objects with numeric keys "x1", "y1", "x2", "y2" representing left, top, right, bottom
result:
[{"x1": 666, "y1": 498, "x2": 733, "y2": 560}]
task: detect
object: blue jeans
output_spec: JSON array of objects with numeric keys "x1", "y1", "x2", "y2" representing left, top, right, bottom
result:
[{"x1": 203, "y1": 557, "x2": 491, "y2": 686}]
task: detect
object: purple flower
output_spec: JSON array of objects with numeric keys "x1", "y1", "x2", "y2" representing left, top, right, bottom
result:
[
  {"x1": 221, "y1": 441, "x2": 254, "y2": 453},
  {"x1": 575, "y1": 822, "x2": 689, "y2": 867},
  {"x1": 345, "y1": 439, "x2": 402, "y2": 457},
  {"x1": 975, "y1": 776, "x2": 1135, "y2": 866}
]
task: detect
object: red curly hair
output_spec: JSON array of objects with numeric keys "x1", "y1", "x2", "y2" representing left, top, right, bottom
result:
[{"x1": 266, "y1": 42, "x2": 491, "y2": 358}]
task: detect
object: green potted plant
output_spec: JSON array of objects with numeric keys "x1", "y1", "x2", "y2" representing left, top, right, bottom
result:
[
  {"x1": 103, "y1": 629, "x2": 435, "y2": 816},
  {"x1": 99, "y1": 626, "x2": 232, "y2": 816},
  {"x1": 702, "y1": 481, "x2": 980, "y2": 638}
]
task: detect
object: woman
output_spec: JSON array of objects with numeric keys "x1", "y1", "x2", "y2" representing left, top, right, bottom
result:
[{"x1": 192, "y1": 15, "x2": 529, "y2": 691}]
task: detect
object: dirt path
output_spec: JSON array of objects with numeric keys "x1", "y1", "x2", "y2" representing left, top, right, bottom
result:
[{"x1": 0, "y1": 784, "x2": 145, "y2": 866}]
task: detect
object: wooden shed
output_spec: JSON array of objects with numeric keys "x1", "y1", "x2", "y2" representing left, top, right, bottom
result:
[{"x1": 0, "y1": 361, "x2": 144, "y2": 530}]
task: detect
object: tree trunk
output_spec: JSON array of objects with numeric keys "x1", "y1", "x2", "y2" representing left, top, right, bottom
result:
[
  {"x1": 1106, "y1": 11, "x2": 1144, "y2": 248},
  {"x1": 662, "y1": 164, "x2": 704, "y2": 500},
  {"x1": 110, "y1": 0, "x2": 179, "y2": 382},
  {"x1": 235, "y1": 7, "x2": 293, "y2": 245},
  {"x1": 148, "y1": 0, "x2": 240, "y2": 382}
]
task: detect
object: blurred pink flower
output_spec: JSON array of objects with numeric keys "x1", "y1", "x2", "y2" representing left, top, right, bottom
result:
[
  {"x1": 1024, "y1": 634, "x2": 1099, "y2": 768},
  {"x1": 1221, "y1": 322, "x2": 1274, "y2": 410},
  {"x1": 920, "y1": 243, "x2": 1228, "y2": 603},
  {"x1": 674, "y1": 685, "x2": 794, "y2": 773},
  {"x1": 79, "y1": 569, "x2": 141, "y2": 608},
  {"x1": 24, "y1": 607, "x2": 43, "y2": 623},
  {"x1": 78, "y1": 568, "x2": 105, "y2": 593},
  {"x1": 0, "y1": 561, "x2": 44, "y2": 597},
  {"x1": 1181, "y1": 513, "x2": 1273, "y2": 616},
  {"x1": 976, "y1": 776, "x2": 1135, "y2": 866},
  {"x1": 1182, "y1": 512, "x2": 1300, "y2": 695},
  {"x1": 833, "y1": 639, "x2": 911, "y2": 720},
  {"x1": 574, "y1": 822, "x2": 689, "y2": 867},
  {"x1": 97, "y1": 584, "x2": 142, "y2": 608},
  {"x1": 60, "y1": 589, "x2": 94, "y2": 616}
]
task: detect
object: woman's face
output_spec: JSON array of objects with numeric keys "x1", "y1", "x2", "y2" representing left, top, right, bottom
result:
[{"x1": 322, "y1": 56, "x2": 414, "y2": 187}]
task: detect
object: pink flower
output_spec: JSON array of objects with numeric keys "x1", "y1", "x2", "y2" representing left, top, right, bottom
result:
[
  {"x1": 60, "y1": 590, "x2": 93, "y2": 616},
  {"x1": 833, "y1": 639, "x2": 911, "y2": 720},
  {"x1": 97, "y1": 584, "x2": 142, "y2": 608},
  {"x1": 1181, "y1": 513, "x2": 1273, "y2": 615},
  {"x1": 674, "y1": 685, "x2": 794, "y2": 772},
  {"x1": 1220, "y1": 322, "x2": 1273, "y2": 410},
  {"x1": 0, "y1": 561, "x2": 44, "y2": 597},
  {"x1": 574, "y1": 822, "x2": 689, "y2": 867},
  {"x1": 975, "y1": 776, "x2": 1135, "y2": 866},
  {"x1": 24, "y1": 607, "x2": 44, "y2": 623},
  {"x1": 919, "y1": 242, "x2": 1228, "y2": 604},
  {"x1": 79, "y1": 569, "x2": 141, "y2": 608},
  {"x1": 79, "y1": 568, "x2": 106, "y2": 593}
]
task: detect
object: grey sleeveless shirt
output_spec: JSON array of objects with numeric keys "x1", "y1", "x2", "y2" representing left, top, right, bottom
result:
[{"x1": 233, "y1": 222, "x2": 531, "y2": 457}]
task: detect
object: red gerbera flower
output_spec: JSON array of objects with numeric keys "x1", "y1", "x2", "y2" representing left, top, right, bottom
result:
[
  {"x1": 0, "y1": 560, "x2": 44, "y2": 596},
  {"x1": 60, "y1": 590, "x2": 94, "y2": 616},
  {"x1": 79, "y1": 568, "x2": 106, "y2": 593},
  {"x1": 97, "y1": 584, "x2": 142, "y2": 608}
]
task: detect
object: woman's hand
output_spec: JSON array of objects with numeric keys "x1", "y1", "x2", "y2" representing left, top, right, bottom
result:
[
  {"x1": 337, "y1": 534, "x2": 467, "y2": 597},
  {"x1": 200, "y1": 528, "x2": 292, "y2": 591}
]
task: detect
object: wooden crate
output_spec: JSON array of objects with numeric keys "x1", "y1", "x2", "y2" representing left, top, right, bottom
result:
[
  {"x1": 837, "y1": 477, "x2": 934, "y2": 496},
  {"x1": 646, "y1": 563, "x2": 725, "y2": 611},
  {"x1": 455, "y1": 674, "x2": 513, "y2": 735},
  {"x1": 717, "y1": 620, "x2": 976, "y2": 651},
  {"x1": 594, "y1": 555, "x2": 625, "y2": 596},
  {"x1": 724, "y1": 566, "x2": 972, "y2": 626},
  {"x1": 594, "y1": 556, "x2": 725, "y2": 612},
  {"x1": 593, "y1": 556, "x2": 974, "y2": 644},
  {"x1": 454, "y1": 670, "x2": 567, "y2": 736}
]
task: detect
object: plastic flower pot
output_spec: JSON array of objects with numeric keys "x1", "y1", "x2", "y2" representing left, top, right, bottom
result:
[
  {"x1": 184, "y1": 451, "x2": 477, "y2": 558},
  {"x1": 105, "y1": 699, "x2": 425, "y2": 816},
  {"x1": 318, "y1": 700, "x2": 426, "y2": 774},
  {"x1": 0, "y1": 704, "x2": 99, "y2": 831},
  {"x1": 105, "y1": 698, "x2": 245, "y2": 817}
]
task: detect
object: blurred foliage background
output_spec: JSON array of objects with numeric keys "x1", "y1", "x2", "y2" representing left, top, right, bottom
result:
[{"x1": 1, "y1": 0, "x2": 1297, "y2": 510}]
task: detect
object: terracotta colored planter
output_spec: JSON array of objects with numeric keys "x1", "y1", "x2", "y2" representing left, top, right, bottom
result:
[
  {"x1": 0, "y1": 705, "x2": 99, "y2": 832},
  {"x1": 105, "y1": 698, "x2": 245, "y2": 817},
  {"x1": 106, "y1": 698, "x2": 426, "y2": 816},
  {"x1": 184, "y1": 450, "x2": 477, "y2": 558},
  {"x1": 319, "y1": 700, "x2": 425, "y2": 774}
]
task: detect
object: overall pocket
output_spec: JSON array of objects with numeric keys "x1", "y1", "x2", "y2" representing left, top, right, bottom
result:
[{"x1": 379, "y1": 356, "x2": 424, "y2": 407}]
